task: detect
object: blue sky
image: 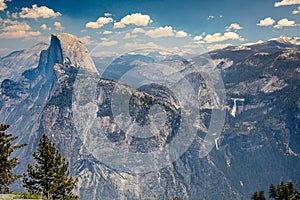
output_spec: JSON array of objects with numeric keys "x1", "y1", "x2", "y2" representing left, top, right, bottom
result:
[{"x1": 1, "y1": 0, "x2": 300, "y2": 56}]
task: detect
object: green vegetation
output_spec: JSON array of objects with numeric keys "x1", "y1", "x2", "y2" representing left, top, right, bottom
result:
[
  {"x1": 0, "y1": 124, "x2": 27, "y2": 194},
  {"x1": 251, "y1": 191, "x2": 266, "y2": 200},
  {"x1": 252, "y1": 181, "x2": 300, "y2": 200},
  {"x1": 13, "y1": 191, "x2": 41, "y2": 199},
  {"x1": 23, "y1": 134, "x2": 78, "y2": 200}
]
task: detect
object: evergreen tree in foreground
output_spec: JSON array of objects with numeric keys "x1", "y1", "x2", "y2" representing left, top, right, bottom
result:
[
  {"x1": 251, "y1": 191, "x2": 266, "y2": 200},
  {"x1": 0, "y1": 124, "x2": 27, "y2": 193},
  {"x1": 269, "y1": 181, "x2": 299, "y2": 200},
  {"x1": 23, "y1": 134, "x2": 78, "y2": 199},
  {"x1": 253, "y1": 181, "x2": 300, "y2": 200}
]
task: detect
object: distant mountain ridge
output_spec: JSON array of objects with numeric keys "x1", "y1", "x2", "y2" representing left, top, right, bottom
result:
[{"x1": 0, "y1": 43, "x2": 48, "y2": 82}]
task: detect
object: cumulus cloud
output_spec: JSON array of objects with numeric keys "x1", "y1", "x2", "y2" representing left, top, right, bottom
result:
[
  {"x1": 124, "y1": 26, "x2": 188, "y2": 42},
  {"x1": 79, "y1": 36, "x2": 93, "y2": 45},
  {"x1": 123, "y1": 33, "x2": 137, "y2": 39},
  {"x1": 3, "y1": 22, "x2": 31, "y2": 31},
  {"x1": 257, "y1": 17, "x2": 275, "y2": 26},
  {"x1": 102, "y1": 30, "x2": 113, "y2": 35},
  {"x1": 292, "y1": 6, "x2": 300, "y2": 14},
  {"x1": 113, "y1": 13, "x2": 152, "y2": 28},
  {"x1": 0, "y1": 0, "x2": 7, "y2": 11},
  {"x1": 193, "y1": 35, "x2": 203, "y2": 41},
  {"x1": 226, "y1": 23, "x2": 243, "y2": 31},
  {"x1": 122, "y1": 42, "x2": 161, "y2": 50},
  {"x1": 175, "y1": 30, "x2": 187, "y2": 38},
  {"x1": 204, "y1": 32, "x2": 244, "y2": 43},
  {"x1": 17, "y1": 4, "x2": 61, "y2": 19},
  {"x1": 40, "y1": 24, "x2": 50, "y2": 30},
  {"x1": 132, "y1": 27, "x2": 145, "y2": 34},
  {"x1": 0, "y1": 30, "x2": 41, "y2": 39},
  {"x1": 99, "y1": 40, "x2": 118, "y2": 46},
  {"x1": 54, "y1": 21, "x2": 63, "y2": 31},
  {"x1": 274, "y1": 18, "x2": 298, "y2": 28},
  {"x1": 274, "y1": 0, "x2": 300, "y2": 7},
  {"x1": 0, "y1": 19, "x2": 42, "y2": 39},
  {"x1": 145, "y1": 26, "x2": 174, "y2": 38},
  {"x1": 86, "y1": 17, "x2": 113, "y2": 29}
]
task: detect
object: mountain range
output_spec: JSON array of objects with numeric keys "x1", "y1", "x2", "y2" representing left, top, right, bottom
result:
[{"x1": 0, "y1": 33, "x2": 299, "y2": 199}]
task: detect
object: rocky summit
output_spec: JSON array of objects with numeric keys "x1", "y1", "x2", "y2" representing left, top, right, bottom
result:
[{"x1": 0, "y1": 33, "x2": 299, "y2": 199}]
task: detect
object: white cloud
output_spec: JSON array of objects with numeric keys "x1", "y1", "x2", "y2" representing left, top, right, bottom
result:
[
  {"x1": 122, "y1": 42, "x2": 161, "y2": 50},
  {"x1": 193, "y1": 35, "x2": 203, "y2": 41},
  {"x1": 275, "y1": 0, "x2": 300, "y2": 7},
  {"x1": 274, "y1": 18, "x2": 297, "y2": 28},
  {"x1": 17, "y1": 4, "x2": 61, "y2": 19},
  {"x1": 102, "y1": 30, "x2": 113, "y2": 34},
  {"x1": 3, "y1": 22, "x2": 31, "y2": 31},
  {"x1": 123, "y1": 33, "x2": 137, "y2": 39},
  {"x1": 207, "y1": 43, "x2": 232, "y2": 51},
  {"x1": 104, "y1": 13, "x2": 112, "y2": 17},
  {"x1": 86, "y1": 17, "x2": 113, "y2": 29},
  {"x1": 100, "y1": 37, "x2": 107, "y2": 41},
  {"x1": 99, "y1": 40, "x2": 118, "y2": 46},
  {"x1": 0, "y1": 19, "x2": 45, "y2": 40},
  {"x1": 257, "y1": 17, "x2": 275, "y2": 26},
  {"x1": 0, "y1": 0, "x2": 7, "y2": 11},
  {"x1": 40, "y1": 24, "x2": 50, "y2": 30},
  {"x1": 145, "y1": 26, "x2": 174, "y2": 38},
  {"x1": 226, "y1": 23, "x2": 243, "y2": 31},
  {"x1": 79, "y1": 36, "x2": 93, "y2": 45},
  {"x1": 92, "y1": 51, "x2": 118, "y2": 57},
  {"x1": 0, "y1": 30, "x2": 41, "y2": 39},
  {"x1": 204, "y1": 32, "x2": 244, "y2": 43},
  {"x1": 208, "y1": 15, "x2": 223, "y2": 20},
  {"x1": 54, "y1": 21, "x2": 63, "y2": 31},
  {"x1": 0, "y1": 47, "x2": 10, "y2": 52},
  {"x1": 0, "y1": 18, "x2": 27, "y2": 25},
  {"x1": 292, "y1": 6, "x2": 300, "y2": 14},
  {"x1": 132, "y1": 27, "x2": 145, "y2": 34},
  {"x1": 113, "y1": 13, "x2": 152, "y2": 28},
  {"x1": 175, "y1": 30, "x2": 187, "y2": 38},
  {"x1": 36, "y1": 35, "x2": 51, "y2": 43},
  {"x1": 113, "y1": 22, "x2": 125, "y2": 28}
]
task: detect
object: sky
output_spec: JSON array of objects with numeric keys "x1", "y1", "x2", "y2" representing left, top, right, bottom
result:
[{"x1": 1, "y1": 0, "x2": 300, "y2": 57}]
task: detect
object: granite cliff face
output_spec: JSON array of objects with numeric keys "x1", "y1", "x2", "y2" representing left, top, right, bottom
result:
[
  {"x1": 208, "y1": 37, "x2": 300, "y2": 197},
  {"x1": 0, "y1": 33, "x2": 299, "y2": 199}
]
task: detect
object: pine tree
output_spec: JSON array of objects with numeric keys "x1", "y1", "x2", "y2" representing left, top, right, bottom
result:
[
  {"x1": 259, "y1": 191, "x2": 266, "y2": 200},
  {"x1": 268, "y1": 181, "x2": 299, "y2": 200},
  {"x1": 252, "y1": 192, "x2": 259, "y2": 200},
  {"x1": 252, "y1": 191, "x2": 266, "y2": 200},
  {"x1": 0, "y1": 124, "x2": 27, "y2": 193},
  {"x1": 287, "y1": 182, "x2": 295, "y2": 196},
  {"x1": 23, "y1": 134, "x2": 78, "y2": 199},
  {"x1": 269, "y1": 184, "x2": 278, "y2": 199}
]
